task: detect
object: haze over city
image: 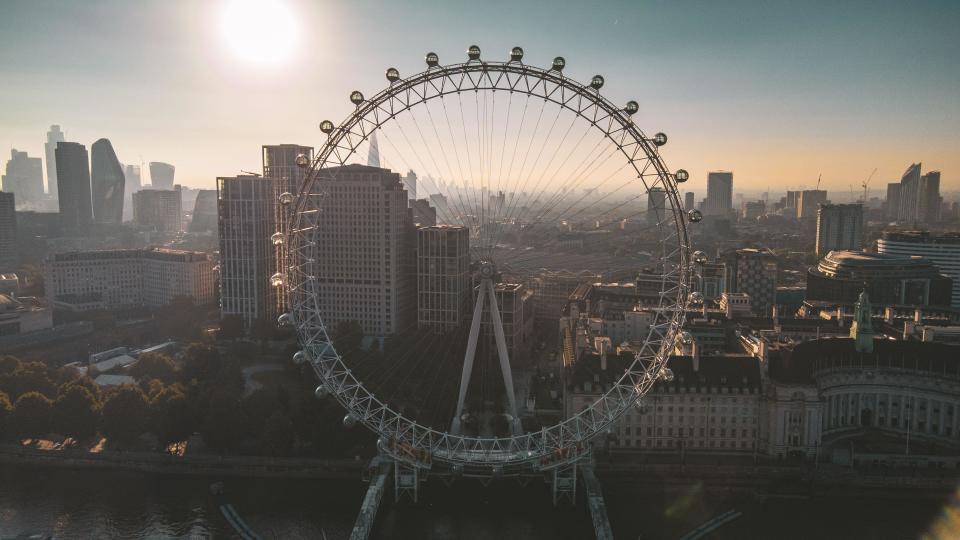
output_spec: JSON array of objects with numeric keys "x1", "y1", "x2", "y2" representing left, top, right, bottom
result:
[
  {"x1": 3, "y1": 1, "x2": 960, "y2": 539},
  {"x1": 1, "y1": 0, "x2": 958, "y2": 192}
]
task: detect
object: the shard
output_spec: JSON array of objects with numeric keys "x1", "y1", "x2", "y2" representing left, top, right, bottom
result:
[{"x1": 91, "y1": 138, "x2": 125, "y2": 224}]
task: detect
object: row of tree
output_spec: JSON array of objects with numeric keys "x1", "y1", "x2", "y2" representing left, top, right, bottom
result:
[{"x1": 0, "y1": 344, "x2": 373, "y2": 458}]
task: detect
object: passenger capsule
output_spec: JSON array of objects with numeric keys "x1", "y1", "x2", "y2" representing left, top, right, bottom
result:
[
  {"x1": 349, "y1": 91, "x2": 364, "y2": 105},
  {"x1": 269, "y1": 273, "x2": 284, "y2": 287},
  {"x1": 551, "y1": 56, "x2": 566, "y2": 71},
  {"x1": 653, "y1": 132, "x2": 668, "y2": 146},
  {"x1": 692, "y1": 250, "x2": 708, "y2": 264},
  {"x1": 688, "y1": 291, "x2": 704, "y2": 304},
  {"x1": 292, "y1": 350, "x2": 306, "y2": 364},
  {"x1": 278, "y1": 192, "x2": 295, "y2": 206},
  {"x1": 624, "y1": 101, "x2": 639, "y2": 115},
  {"x1": 295, "y1": 153, "x2": 310, "y2": 168},
  {"x1": 467, "y1": 45, "x2": 481, "y2": 60},
  {"x1": 510, "y1": 47, "x2": 524, "y2": 62},
  {"x1": 590, "y1": 75, "x2": 604, "y2": 89},
  {"x1": 385, "y1": 67, "x2": 400, "y2": 82},
  {"x1": 314, "y1": 385, "x2": 329, "y2": 399},
  {"x1": 425, "y1": 52, "x2": 439, "y2": 67},
  {"x1": 270, "y1": 232, "x2": 284, "y2": 246},
  {"x1": 675, "y1": 169, "x2": 690, "y2": 183},
  {"x1": 277, "y1": 312, "x2": 293, "y2": 326},
  {"x1": 319, "y1": 120, "x2": 335, "y2": 134},
  {"x1": 679, "y1": 331, "x2": 694, "y2": 345},
  {"x1": 343, "y1": 414, "x2": 357, "y2": 428},
  {"x1": 688, "y1": 209, "x2": 703, "y2": 223}
]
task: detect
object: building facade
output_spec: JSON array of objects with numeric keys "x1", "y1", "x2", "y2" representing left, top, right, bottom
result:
[
  {"x1": 218, "y1": 175, "x2": 277, "y2": 327},
  {"x1": 878, "y1": 231, "x2": 960, "y2": 308},
  {"x1": 0, "y1": 192, "x2": 16, "y2": 273},
  {"x1": 417, "y1": 225, "x2": 471, "y2": 332},
  {"x1": 815, "y1": 203, "x2": 863, "y2": 258},
  {"x1": 132, "y1": 187, "x2": 182, "y2": 232},
  {"x1": 44, "y1": 248, "x2": 214, "y2": 311},
  {"x1": 726, "y1": 248, "x2": 777, "y2": 316},
  {"x1": 806, "y1": 250, "x2": 953, "y2": 307},
  {"x1": 311, "y1": 165, "x2": 416, "y2": 344},
  {"x1": 90, "y1": 138, "x2": 125, "y2": 224},
  {"x1": 705, "y1": 171, "x2": 733, "y2": 216},
  {"x1": 2, "y1": 150, "x2": 44, "y2": 208},
  {"x1": 55, "y1": 142, "x2": 93, "y2": 230},
  {"x1": 44, "y1": 125, "x2": 64, "y2": 198},
  {"x1": 647, "y1": 187, "x2": 666, "y2": 226},
  {"x1": 148, "y1": 162, "x2": 175, "y2": 190},
  {"x1": 796, "y1": 189, "x2": 827, "y2": 220},
  {"x1": 189, "y1": 189, "x2": 218, "y2": 232}
]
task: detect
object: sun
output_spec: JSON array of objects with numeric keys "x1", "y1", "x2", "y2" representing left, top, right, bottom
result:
[{"x1": 218, "y1": 0, "x2": 300, "y2": 66}]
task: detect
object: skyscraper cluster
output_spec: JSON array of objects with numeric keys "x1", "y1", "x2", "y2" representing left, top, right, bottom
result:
[{"x1": 888, "y1": 163, "x2": 941, "y2": 225}]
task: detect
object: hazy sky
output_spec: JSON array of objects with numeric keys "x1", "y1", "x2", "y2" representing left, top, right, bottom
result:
[{"x1": 1, "y1": 0, "x2": 958, "y2": 195}]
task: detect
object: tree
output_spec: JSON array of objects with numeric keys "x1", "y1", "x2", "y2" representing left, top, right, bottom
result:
[
  {"x1": 130, "y1": 353, "x2": 177, "y2": 383},
  {"x1": 100, "y1": 385, "x2": 150, "y2": 444},
  {"x1": 0, "y1": 356, "x2": 21, "y2": 376},
  {"x1": 53, "y1": 385, "x2": 99, "y2": 440},
  {"x1": 0, "y1": 392, "x2": 12, "y2": 438},
  {"x1": 181, "y1": 344, "x2": 222, "y2": 383},
  {"x1": 12, "y1": 392, "x2": 53, "y2": 438},
  {"x1": 202, "y1": 394, "x2": 247, "y2": 452},
  {"x1": 157, "y1": 296, "x2": 203, "y2": 340},
  {"x1": 219, "y1": 315, "x2": 244, "y2": 340},
  {"x1": 152, "y1": 386, "x2": 194, "y2": 445}
]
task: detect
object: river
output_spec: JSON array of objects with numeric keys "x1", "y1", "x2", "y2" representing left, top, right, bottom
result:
[{"x1": 0, "y1": 465, "x2": 951, "y2": 539}]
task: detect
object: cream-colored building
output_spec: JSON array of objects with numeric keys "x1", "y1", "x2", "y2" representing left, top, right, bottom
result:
[{"x1": 45, "y1": 248, "x2": 214, "y2": 311}]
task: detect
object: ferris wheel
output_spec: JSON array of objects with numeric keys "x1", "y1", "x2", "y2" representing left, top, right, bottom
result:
[{"x1": 281, "y1": 46, "x2": 697, "y2": 476}]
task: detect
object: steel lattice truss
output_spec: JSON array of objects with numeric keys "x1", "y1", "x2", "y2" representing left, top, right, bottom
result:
[{"x1": 284, "y1": 51, "x2": 692, "y2": 473}]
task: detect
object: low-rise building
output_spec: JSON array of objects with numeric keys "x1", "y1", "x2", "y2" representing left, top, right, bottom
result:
[{"x1": 45, "y1": 248, "x2": 215, "y2": 311}]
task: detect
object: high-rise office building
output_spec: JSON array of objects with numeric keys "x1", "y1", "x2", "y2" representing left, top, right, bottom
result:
[
  {"x1": 132, "y1": 187, "x2": 182, "y2": 232},
  {"x1": 919, "y1": 171, "x2": 941, "y2": 224},
  {"x1": 90, "y1": 139, "x2": 124, "y2": 224},
  {"x1": 815, "y1": 204, "x2": 863, "y2": 258},
  {"x1": 417, "y1": 225, "x2": 471, "y2": 333},
  {"x1": 44, "y1": 125, "x2": 64, "y2": 197},
  {"x1": 796, "y1": 190, "x2": 827, "y2": 220},
  {"x1": 0, "y1": 192, "x2": 16, "y2": 273},
  {"x1": 725, "y1": 248, "x2": 777, "y2": 316},
  {"x1": 1, "y1": 150, "x2": 44, "y2": 207},
  {"x1": 55, "y1": 142, "x2": 93, "y2": 230},
  {"x1": 684, "y1": 191, "x2": 695, "y2": 212},
  {"x1": 403, "y1": 170, "x2": 418, "y2": 200},
  {"x1": 262, "y1": 144, "x2": 314, "y2": 314},
  {"x1": 262, "y1": 144, "x2": 313, "y2": 196},
  {"x1": 785, "y1": 190, "x2": 799, "y2": 213},
  {"x1": 123, "y1": 164, "x2": 141, "y2": 221},
  {"x1": 878, "y1": 231, "x2": 960, "y2": 308},
  {"x1": 410, "y1": 199, "x2": 438, "y2": 226},
  {"x1": 189, "y1": 189, "x2": 218, "y2": 232},
  {"x1": 217, "y1": 175, "x2": 277, "y2": 327},
  {"x1": 885, "y1": 182, "x2": 901, "y2": 221},
  {"x1": 705, "y1": 171, "x2": 733, "y2": 216},
  {"x1": 647, "y1": 187, "x2": 667, "y2": 226},
  {"x1": 367, "y1": 132, "x2": 381, "y2": 168},
  {"x1": 897, "y1": 163, "x2": 921, "y2": 223},
  {"x1": 312, "y1": 165, "x2": 415, "y2": 344},
  {"x1": 148, "y1": 162, "x2": 175, "y2": 190}
]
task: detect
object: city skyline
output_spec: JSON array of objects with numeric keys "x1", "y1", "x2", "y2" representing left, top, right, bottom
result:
[{"x1": 1, "y1": 0, "x2": 958, "y2": 192}]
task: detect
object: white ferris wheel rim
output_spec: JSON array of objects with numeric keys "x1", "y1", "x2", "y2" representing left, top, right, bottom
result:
[{"x1": 284, "y1": 49, "x2": 692, "y2": 471}]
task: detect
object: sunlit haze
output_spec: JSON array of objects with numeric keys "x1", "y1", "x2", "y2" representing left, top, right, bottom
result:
[{"x1": 1, "y1": 0, "x2": 957, "y2": 193}]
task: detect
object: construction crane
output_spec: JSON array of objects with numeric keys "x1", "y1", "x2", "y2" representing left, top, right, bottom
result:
[
  {"x1": 861, "y1": 168, "x2": 877, "y2": 203},
  {"x1": 815, "y1": 174, "x2": 822, "y2": 191}
]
